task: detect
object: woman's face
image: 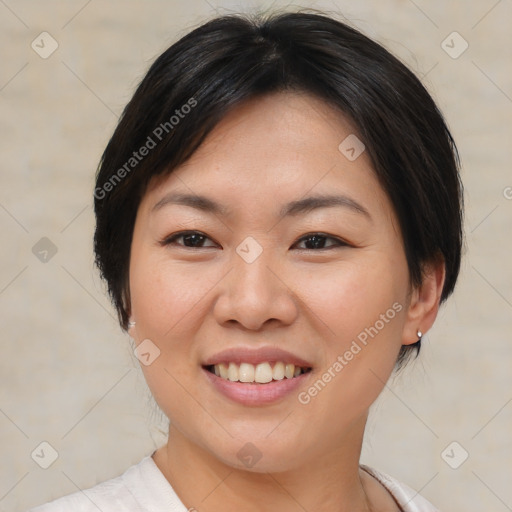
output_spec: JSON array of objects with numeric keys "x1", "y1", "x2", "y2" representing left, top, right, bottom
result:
[{"x1": 129, "y1": 91, "x2": 421, "y2": 472}]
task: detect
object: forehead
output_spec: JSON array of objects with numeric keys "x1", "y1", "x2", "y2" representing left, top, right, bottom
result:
[{"x1": 142, "y1": 91, "x2": 390, "y2": 221}]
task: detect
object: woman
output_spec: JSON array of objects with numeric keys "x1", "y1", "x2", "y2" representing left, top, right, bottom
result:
[{"x1": 29, "y1": 9, "x2": 463, "y2": 512}]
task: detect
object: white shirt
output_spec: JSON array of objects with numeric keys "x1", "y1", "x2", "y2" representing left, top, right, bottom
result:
[{"x1": 28, "y1": 454, "x2": 440, "y2": 512}]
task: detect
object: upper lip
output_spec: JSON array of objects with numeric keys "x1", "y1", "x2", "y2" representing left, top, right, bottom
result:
[{"x1": 202, "y1": 346, "x2": 313, "y2": 368}]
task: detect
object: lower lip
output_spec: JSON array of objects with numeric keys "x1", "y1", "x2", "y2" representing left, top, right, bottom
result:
[{"x1": 202, "y1": 367, "x2": 311, "y2": 406}]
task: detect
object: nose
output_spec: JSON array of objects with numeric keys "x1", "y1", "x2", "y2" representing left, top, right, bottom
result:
[{"x1": 213, "y1": 240, "x2": 298, "y2": 331}]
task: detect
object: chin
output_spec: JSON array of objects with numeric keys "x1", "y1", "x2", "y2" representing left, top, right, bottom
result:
[
  {"x1": 203, "y1": 432, "x2": 309, "y2": 474},
  {"x1": 220, "y1": 449, "x2": 302, "y2": 474}
]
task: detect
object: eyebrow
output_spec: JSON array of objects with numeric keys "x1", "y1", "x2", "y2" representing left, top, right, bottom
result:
[{"x1": 152, "y1": 192, "x2": 372, "y2": 221}]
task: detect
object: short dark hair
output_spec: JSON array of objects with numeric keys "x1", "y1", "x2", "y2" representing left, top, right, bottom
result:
[{"x1": 93, "y1": 10, "x2": 464, "y2": 371}]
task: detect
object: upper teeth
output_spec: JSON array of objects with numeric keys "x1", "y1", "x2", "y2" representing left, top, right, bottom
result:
[{"x1": 213, "y1": 362, "x2": 307, "y2": 383}]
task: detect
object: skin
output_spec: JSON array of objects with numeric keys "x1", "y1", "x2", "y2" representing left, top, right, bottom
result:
[{"x1": 128, "y1": 91, "x2": 445, "y2": 512}]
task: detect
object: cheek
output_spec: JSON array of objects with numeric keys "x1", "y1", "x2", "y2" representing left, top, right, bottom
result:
[
  {"x1": 129, "y1": 248, "x2": 214, "y2": 340},
  {"x1": 128, "y1": 246, "x2": 208, "y2": 385},
  {"x1": 294, "y1": 256, "x2": 406, "y2": 415},
  {"x1": 300, "y1": 254, "x2": 406, "y2": 344},
  {"x1": 128, "y1": 252, "x2": 205, "y2": 429}
]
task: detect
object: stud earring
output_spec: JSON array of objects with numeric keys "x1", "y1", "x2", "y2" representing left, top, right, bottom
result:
[
  {"x1": 416, "y1": 330, "x2": 423, "y2": 342},
  {"x1": 128, "y1": 320, "x2": 136, "y2": 328}
]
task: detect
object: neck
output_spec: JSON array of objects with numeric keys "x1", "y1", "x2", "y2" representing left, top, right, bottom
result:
[{"x1": 153, "y1": 416, "x2": 377, "y2": 512}]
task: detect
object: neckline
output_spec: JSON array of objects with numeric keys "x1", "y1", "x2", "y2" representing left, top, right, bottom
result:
[
  {"x1": 142, "y1": 452, "x2": 408, "y2": 511},
  {"x1": 359, "y1": 464, "x2": 405, "y2": 511}
]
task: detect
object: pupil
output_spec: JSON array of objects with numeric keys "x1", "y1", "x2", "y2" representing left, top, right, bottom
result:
[
  {"x1": 186, "y1": 234, "x2": 203, "y2": 247},
  {"x1": 307, "y1": 235, "x2": 324, "y2": 249}
]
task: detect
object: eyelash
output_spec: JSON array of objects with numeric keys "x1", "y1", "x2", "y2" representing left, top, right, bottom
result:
[{"x1": 160, "y1": 230, "x2": 349, "y2": 251}]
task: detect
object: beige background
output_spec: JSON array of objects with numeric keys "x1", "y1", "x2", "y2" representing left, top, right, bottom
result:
[{"x1": 1, "y1": 1, "x2": 511, "y2": 511}]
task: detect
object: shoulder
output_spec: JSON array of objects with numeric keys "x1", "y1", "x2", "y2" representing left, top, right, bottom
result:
[
  {"x1": 360, "y1": 464, "x2": 441, "y2": 512},
  {"x1": 26, "y1": 456, "x2": 158, "y2": 512}
]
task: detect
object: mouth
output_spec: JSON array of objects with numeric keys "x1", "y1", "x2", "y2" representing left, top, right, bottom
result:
[
  {"x1": 201, "y1": 346, "x2": 314, "y2": 405},
  {"x1": 203, "y1": 361, "x2": 312, "y2": 384}
]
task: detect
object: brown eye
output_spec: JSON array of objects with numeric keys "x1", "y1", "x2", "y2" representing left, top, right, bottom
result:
[
  {"x1": 161, "y1": 231, "x2": 217, "y2": 248},
  {"x1": 294, "y1": 233, "x2": 348, "y2": 250}
]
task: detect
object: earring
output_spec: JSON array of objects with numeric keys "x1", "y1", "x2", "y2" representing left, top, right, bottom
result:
[
  {"x1": 416, "y1": 330, "x2": 423, "y2": 342},
  {"x1": 128, "y1": 320, "x2": 136, "y2": 328}
]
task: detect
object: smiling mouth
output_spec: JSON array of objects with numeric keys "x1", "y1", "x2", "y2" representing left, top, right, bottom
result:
[{"x1": 204, "y1": 362, "x2": 312, "y2": 384}]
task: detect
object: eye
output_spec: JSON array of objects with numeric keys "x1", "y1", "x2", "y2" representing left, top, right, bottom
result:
[
  {"x1": 293, "y1": 232, "x2": 348, "y2": 250},
  {"x1": 160, "y1": 230, "x2": 218, "y2": 248},
  {"x1": 160, "y1": 230, "x2": 349, "y2": 250}
]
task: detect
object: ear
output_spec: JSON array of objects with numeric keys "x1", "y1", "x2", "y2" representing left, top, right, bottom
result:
[
  {"x1": 402, "y1": 257, "x2": 446, "y2": 345},
  {"x1": 127, "y1": 317, "x2": 137, "y2": 339}
]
